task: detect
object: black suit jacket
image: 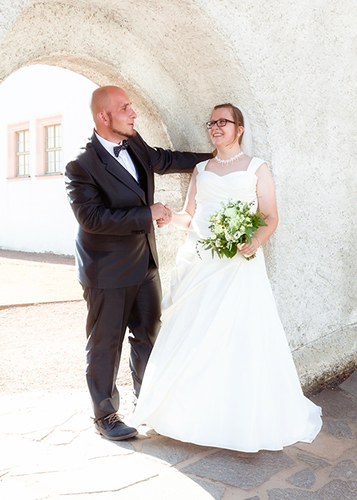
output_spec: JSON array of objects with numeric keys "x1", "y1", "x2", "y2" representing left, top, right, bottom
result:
[{"x1": 65, "y1": 132, "x2": 212, "y2": 288}]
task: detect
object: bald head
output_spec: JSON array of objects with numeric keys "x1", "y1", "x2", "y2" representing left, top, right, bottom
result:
[
  {"x1": 90, "y1": 86, "x2": 127, "y2": 123},
  {"x1": 90, "y1": 86, "x2": 137, "y2": 142}
]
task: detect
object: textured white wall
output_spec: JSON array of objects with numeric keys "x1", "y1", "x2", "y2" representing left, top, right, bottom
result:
[
  {"x1": 0, "y1": 0, "x2": 356, "y2": 389},
  {"x1": 0, "y1": 65, "x2": 97, "y2": 255},
  {"x1": 194, "y1": 0, "x2": 357, "y2": 388}
]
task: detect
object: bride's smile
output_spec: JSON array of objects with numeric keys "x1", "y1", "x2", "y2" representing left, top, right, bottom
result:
[{"x1": 208, "y1": 108, "x2": 244, "y2": 158}]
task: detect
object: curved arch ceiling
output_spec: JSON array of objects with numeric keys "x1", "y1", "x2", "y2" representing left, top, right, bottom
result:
[{"x1": 0, "y1": 0, "x2": 256, "y2": 149}]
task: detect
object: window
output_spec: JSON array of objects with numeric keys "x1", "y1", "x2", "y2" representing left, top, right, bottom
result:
[
  {"x1": 7, "y1": 116, "x2": 63, "y2": 179},
  {"x1": 7, "y1": 121, "x2": 31, "y2": 179},
  {"x1": 16, "y1": 129, "x2": 30, "y2": 176},
  {"x1": 36, "y1": 115, "x2": 62, "y2": 176},
  {"x1": 45, "y1": 124, "x2": 62, "y2": 174}
]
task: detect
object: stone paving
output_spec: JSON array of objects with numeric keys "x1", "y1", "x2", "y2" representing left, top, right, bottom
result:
[
  {"x1": 0, "y1": 250, "x2": 82, "y2": 306},
  {"x1": 3, "y1": 378, "x2": 357, "y2": 499},
  {"x1": 1, "y1": 251, "x2": 357, "y2": 499}
]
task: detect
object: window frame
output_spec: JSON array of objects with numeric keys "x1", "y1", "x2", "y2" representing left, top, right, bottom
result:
[
  {"x1": 36, "y1": 115, "x2": 63, "y2": 177},
  {"x1": 45, "y1": 124, "x2": 62, "y2": 175},
  {"x1": 7, "y1": 121, "x2": 31, "y2": 179}
]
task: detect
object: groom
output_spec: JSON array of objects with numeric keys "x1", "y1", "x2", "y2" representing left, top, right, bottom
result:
[{"x1": 65, "y1": 85, "x2": 212, "y2": 441}]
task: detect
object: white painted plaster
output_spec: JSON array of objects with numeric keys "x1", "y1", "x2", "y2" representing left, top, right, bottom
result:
[
  {"x1": 0, "y1": 0, "x2": 356, "y2": 388},
  {"x1": 0, "y1": 65, "x2": 97, "y2": 255}
]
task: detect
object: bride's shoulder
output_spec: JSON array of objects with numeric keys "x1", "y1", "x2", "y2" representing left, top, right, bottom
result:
[
  {"x1": 195, "y1": 159, "x2": 210, "y2": 174},
  {"x1": 247, "y1": 157, "x2": 268, "y2": 175}
]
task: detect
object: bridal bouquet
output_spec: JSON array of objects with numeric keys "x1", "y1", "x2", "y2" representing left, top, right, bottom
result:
[{"x1": 197, "y1": 199, "x2": 267, "y2": 260}]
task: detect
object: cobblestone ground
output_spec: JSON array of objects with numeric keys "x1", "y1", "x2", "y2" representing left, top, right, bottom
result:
[
  {"x1": 0, "y1": 250, "x2": 132, "y2": 405},
  {"x1": 1, "y1": 250, "x2": 357, "y2": 500}
]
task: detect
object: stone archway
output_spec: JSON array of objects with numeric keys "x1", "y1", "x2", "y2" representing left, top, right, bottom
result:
[
  {"x1": 0, "y1": 0, "x2": 260, "y2": 150},
  {"x1": 2, "y1": 0, "x2": 357, "y2": 392},
  {"x1": 0, "y1": 0, "x2": 264, "y2": 290}
]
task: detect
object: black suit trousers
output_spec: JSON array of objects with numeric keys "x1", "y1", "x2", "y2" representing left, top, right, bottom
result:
[{"x1": 82, "y1": 262, "x2": 162, "y2": 420}]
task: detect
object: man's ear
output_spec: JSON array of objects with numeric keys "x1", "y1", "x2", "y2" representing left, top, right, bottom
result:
[{"x1": 97, "y1": 111, "x2": 108, "y2": 126}]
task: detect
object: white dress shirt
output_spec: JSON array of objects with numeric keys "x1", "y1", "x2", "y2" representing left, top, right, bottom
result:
[{"x1": 95, "y1": 132, "x2": 139, "y2": 183}]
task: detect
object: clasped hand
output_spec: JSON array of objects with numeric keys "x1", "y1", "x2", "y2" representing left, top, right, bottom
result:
[
  {"x1": 150, "y1": 203, "x2": 172, "y2": 228},
  {"x1": 238, "y1": 238, "x2": 260, "y2": 258}
]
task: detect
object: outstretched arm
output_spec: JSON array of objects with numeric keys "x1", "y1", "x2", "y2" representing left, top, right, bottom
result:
[
  {"x1": 156, "y1": 167, "x2": 199, "y2": 230},
  {"x1": 130, "y1": 132, "x2": 212, "y2": 175}
]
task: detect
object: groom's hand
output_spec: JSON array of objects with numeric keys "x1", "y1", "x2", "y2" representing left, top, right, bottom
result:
[
  {"x1": 151, "y1": 205, "x2": 172, "y2": 228},
  {"x1": 150, "y1": 203, "x2": 172, "y2": 227},
  {"x1": 156, "y1": 205, "x2": 172, "y2": 228},
  {"x1": 150, "y1": 202, "x2": 168, "y2": 221}
]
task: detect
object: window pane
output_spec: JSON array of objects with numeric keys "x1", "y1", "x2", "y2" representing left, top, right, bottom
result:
[
  {"x1": 25, "y1": 154, "x2": 30, "y2": 175},
  {"x1": 47, "y1": 151, "x2": 55, "y2": 173},
  {"x1": 17, "y1": 131, "x2": 24, "y2": 153},
  {"x1": 17, "y1": 155, "x2": 24, "y2": 176},
  {"x1": 24, "y1": 130, "x2": 30, "y2": 152},
  {"x1": 55, "y1": 125, "x2": 61, "y2": 148},
  {"x1": 55, "y1": 150, "x2": 62, "y2": 171},
  {"x1": 46, "y1": 126, "x2": 55, "y2": 149}
]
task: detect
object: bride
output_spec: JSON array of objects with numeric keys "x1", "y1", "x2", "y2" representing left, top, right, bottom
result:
[{"x1": 129, "y1": 103, "x2": 322, "y2": 452}]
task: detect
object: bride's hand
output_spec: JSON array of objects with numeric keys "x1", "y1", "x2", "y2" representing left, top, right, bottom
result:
[
  {"x1": 156, "y1": 205, "x2": 173, "y2": 228},
  {"x1": 238, "y1": 238, "x2": 261, "y2": 257}
]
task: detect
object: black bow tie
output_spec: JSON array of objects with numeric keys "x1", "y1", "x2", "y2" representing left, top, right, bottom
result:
[{"x1": 113, "y1": 140, "x2": 129, "y2": 157}]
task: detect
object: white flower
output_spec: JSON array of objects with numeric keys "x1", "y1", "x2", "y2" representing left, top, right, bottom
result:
[
  {"x1": 224, "y1": 232, "x2": 234, "y2": 242},
  {"x1": 224, "y1": 207, "x2": 238, "y2": 218},
  {"x1": 228, "y1": 219, "x2": 239, "y2": 231},
  {"x1": 214, "y1": 224, "x2": 225, "y2": 235}
]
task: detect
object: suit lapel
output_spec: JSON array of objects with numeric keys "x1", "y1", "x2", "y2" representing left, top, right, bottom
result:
[
  {"x1": 91, "y1": 133, "x2": 147, "y2": 204},
  {"x1": 127, "y1": 144, "x2": 149, "y2": 196}
]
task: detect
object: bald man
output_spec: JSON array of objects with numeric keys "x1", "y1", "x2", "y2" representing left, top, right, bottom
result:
[{"x1": 65, "y1": 86, "x2": 212, "y2": 440}]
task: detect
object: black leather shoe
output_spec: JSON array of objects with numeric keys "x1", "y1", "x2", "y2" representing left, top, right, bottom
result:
[{"x1": 95, "y1": 413, "x2": 138, "y2": 441}]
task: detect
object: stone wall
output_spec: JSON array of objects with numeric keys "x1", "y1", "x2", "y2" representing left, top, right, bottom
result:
[{"x1": 0, "y1": 0, "x2": 356, "y2": 389}]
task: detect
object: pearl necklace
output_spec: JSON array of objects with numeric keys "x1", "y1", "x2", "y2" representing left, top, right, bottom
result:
[{"x1": 214, "y1": 151, "x2": 244, "y2": 165}]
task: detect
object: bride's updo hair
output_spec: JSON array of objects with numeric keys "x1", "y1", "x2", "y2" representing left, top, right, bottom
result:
[{"x1": 213, "y1": 103, "x2": 244, "y2": 145}]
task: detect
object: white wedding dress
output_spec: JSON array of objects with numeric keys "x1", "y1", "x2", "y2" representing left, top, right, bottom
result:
[{"x1": 129, "y1": 158, "x2": 322, "y2": 452}]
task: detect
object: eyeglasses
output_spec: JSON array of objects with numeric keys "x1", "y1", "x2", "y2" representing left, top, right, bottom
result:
[{"x1": 205, "y1": 119, "x2": 236, "y2": 129}]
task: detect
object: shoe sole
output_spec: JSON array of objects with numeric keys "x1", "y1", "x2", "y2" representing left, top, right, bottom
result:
[{"x1": 95, "y1": 427, "x2": 138, "y2": 441}]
